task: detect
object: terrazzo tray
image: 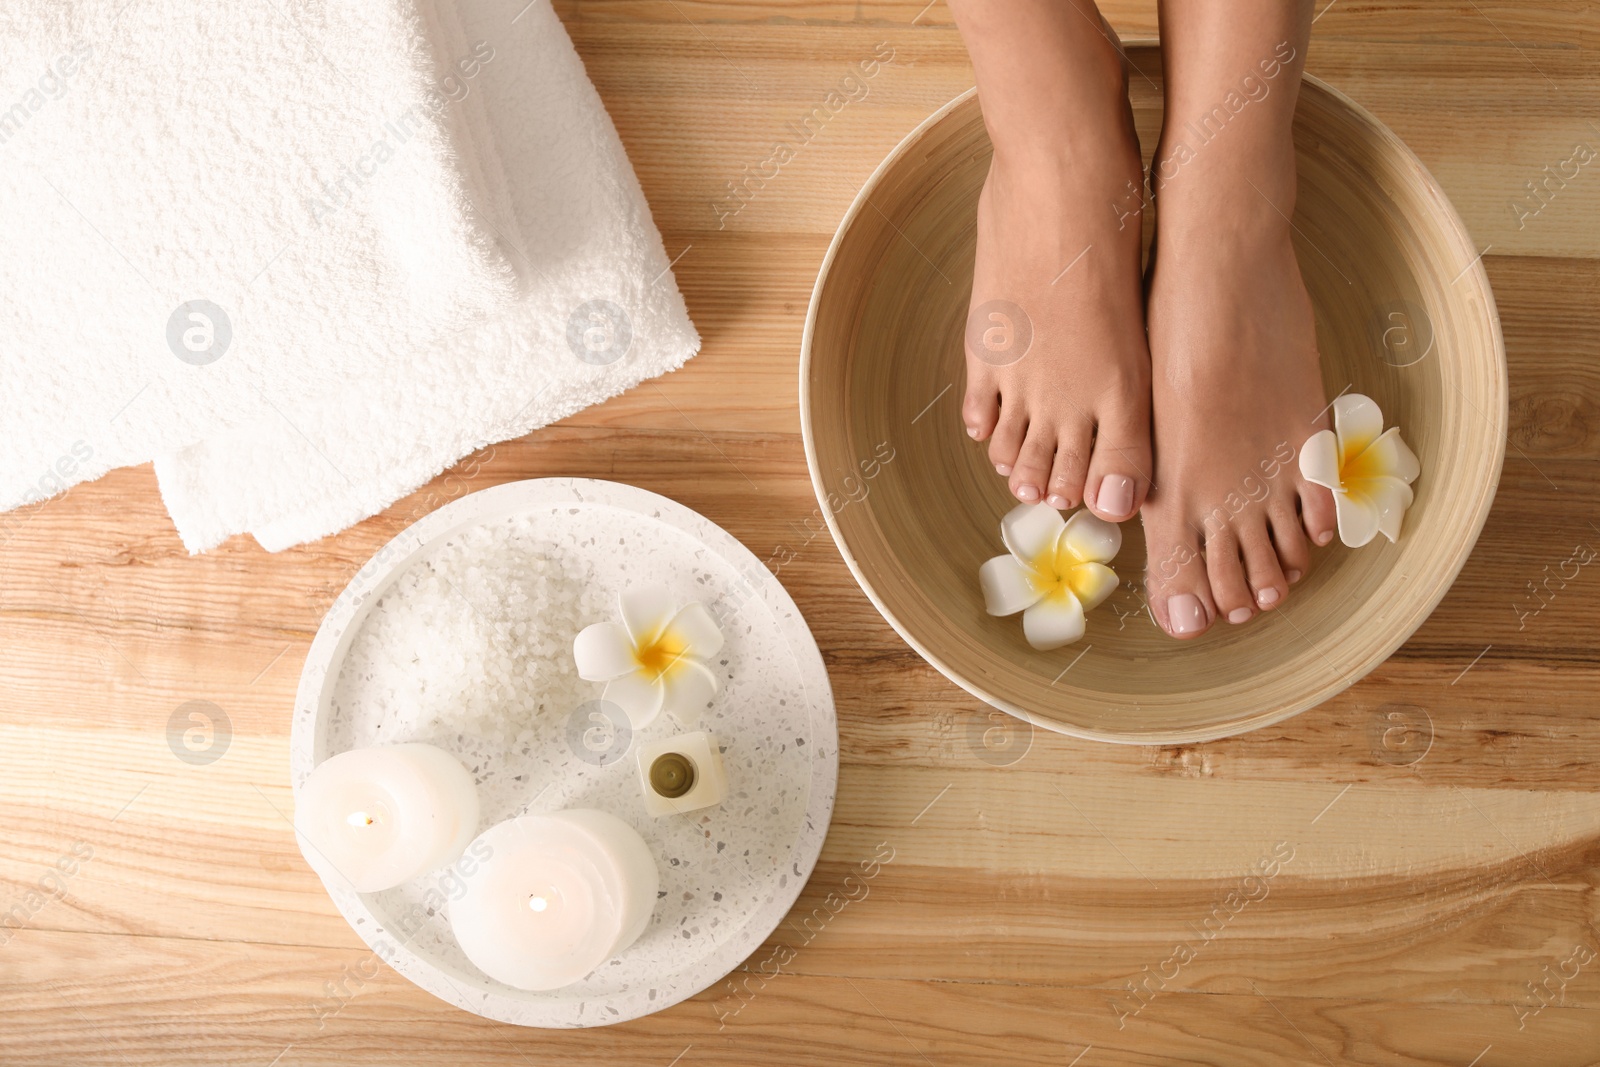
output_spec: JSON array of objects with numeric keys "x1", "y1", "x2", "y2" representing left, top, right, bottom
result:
[{"x1": 291, "y1": 478, "x2": 839, "y2": 1027}]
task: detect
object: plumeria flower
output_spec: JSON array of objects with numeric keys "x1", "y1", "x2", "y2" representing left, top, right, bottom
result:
[
  {"x1": 979, "y1": 503, "x2": 1122, "y2": 650},
  {"x1": 573, "y1": 585, "x2": 724, "y2": 728},
  {"x1": 1299, "y1": 393, "x2": 1421, "y2": 548}
]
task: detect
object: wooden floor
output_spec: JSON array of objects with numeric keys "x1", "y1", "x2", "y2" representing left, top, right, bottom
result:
[{"x1": 2, "y1": 1, "x2": 1598, "y2": 1064}]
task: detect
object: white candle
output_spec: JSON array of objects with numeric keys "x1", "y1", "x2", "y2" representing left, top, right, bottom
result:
[
  {"x1": 450, "y1": 810, "x2": 658, "y2": 991},
  {"x1": 294, "y1": 743, "x2": 479, "y2": 894}
]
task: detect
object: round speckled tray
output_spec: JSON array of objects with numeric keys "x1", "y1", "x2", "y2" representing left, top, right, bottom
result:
[{"x1": 291, "y1": 478, "x2": 838, "y2": 1028}]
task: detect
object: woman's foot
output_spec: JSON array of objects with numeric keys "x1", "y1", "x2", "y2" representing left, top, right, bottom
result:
[
  {"x1": 1142, "y1": 213, "x2": 1337, "y2": 638},
  {"x1": 952, "y1": 0, "x2": 1154, "y2": 522},
  {"x1": 1139, "y1": 0, "x2": 1334, "y2": 638}
]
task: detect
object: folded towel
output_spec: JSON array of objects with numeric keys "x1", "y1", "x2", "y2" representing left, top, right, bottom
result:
[
  {"x1": 153, "y1": 0, "x2": 700, "y2": 553},
  {"x1": 0, "y1": 0, "x2": 519, "y2": 512}
]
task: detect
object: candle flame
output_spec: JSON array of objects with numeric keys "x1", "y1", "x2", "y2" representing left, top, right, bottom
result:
[
  {"x1": 347, "y1": 810, "x2": 376, "y2": 827},
  {"x1": 528, "y1": 895, "x2": 549, "y2": 913}
]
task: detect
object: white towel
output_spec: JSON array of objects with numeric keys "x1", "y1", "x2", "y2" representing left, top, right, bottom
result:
[
  {"x1": 0, "y1": 0, "x2": 520, "y2": 511},
  {"x1": 154, "y1": 0, "x2": 699, "y2": 552}
]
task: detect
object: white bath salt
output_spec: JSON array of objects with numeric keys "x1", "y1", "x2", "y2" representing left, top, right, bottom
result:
[{"x1": 332, "y1": 514, "x2": 601, "y2": 750}]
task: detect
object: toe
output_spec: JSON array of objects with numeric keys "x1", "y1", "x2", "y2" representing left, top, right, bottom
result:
[
  {"x1": 987, "y1": 408, "x2": 1027, "y2": 479},
  {"x1": 1299, "y1": 480, "x2": 1338, "y2": 547},
  {"x1": 1268, "y1": 502, "x2": 1310, "y2": 585},
  {"x1": 1084, "y1": 406, "x2": 1153, "y2": 523},
  {"x1": 1205, "y1": 527, "x2": 1256, "y2": 625},
  {"x1": 1009, "y1": 421, "x2": 1057, "y2": 504},
  {"x1": 962, "y1": 371, "x2": 1001, "y2": 441},
  {"x1": 1145, "y1": 520, "x2": 1215, "y2": 639},
  {"x1": 1239, "y1": 518, "x2": 1288, "y2": 610},
  {"x1": 1044, "y1": 422, "x2": 1094, "y2": 511}
]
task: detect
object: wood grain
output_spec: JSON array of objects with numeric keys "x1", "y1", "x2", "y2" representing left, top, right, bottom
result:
[{"x1": 2, "y1": 1, "x2": 1598, "y2": 1064}]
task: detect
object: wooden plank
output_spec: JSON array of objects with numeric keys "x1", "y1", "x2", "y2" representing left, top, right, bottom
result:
[{"x1": 3, "y1": 930, "x2": 1599, "y2": 1066}]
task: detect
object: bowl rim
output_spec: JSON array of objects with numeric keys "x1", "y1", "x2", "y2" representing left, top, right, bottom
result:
[{"x1": 799, "y1": 56, "x2": 1506, "y2": 745}]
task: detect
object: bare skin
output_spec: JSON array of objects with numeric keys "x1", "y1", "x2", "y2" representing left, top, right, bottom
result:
[
  {"x1": 950, "y1": 0, "x2": 1339, "y2": 639},
  {"x1": 949, "y1": 0, "x2": 1154, "y2": 523},
  {"x1": 1141, "y1": 0, "x2": 1337, "y2": 638}
]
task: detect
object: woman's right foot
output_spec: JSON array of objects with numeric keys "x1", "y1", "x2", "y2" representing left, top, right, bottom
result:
[{"x1": 953, "y1": 1, "x2": 1154, "y2": 523}]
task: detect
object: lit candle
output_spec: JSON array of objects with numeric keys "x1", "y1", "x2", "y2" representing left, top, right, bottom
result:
[
  {"x1": 294, "y1": 743, "x2": 480, "y2": 893},
  {"x1": 450, "y1": 810, "x2": 659, "y2": 991}
]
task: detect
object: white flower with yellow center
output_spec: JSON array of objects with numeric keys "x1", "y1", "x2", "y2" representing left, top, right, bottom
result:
[
  {"x1": 978, "y1": 503, "x2": 1122, "y2": 650},
  {"x1": 1298, "y1": 393, "x2": 1421, "y2": 548},
  {"x1": 573, "y1": 585, "x2": 724, "y2": 728}
]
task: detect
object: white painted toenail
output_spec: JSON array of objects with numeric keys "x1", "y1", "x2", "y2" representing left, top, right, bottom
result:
[
  {"x1": 1228, "y1": 607, "x2": 1252, "y2": 624},
  {"x1": 1046, "y1": 493, "x2": 1069, "y2": 509},
  {"x1": 1257, "y1": 587, "x2": 1280, "y2": 607},
  {"x1": 1167, "y1": 594, "x2": 1206, "y2": 636},
  {"x1": 995, "y1": 463, "x2": 1011, "y2": 476},
  {"x1": 1096, "y1": 474, "x2": 1135, "y2": 518},
  {"x1": 1287, "y1": 569, "x2": 1303, "y2": 583},
  {"x1": 1316, "y1": 530, "x2": 1334, "y2": 545},
  {"x1": 1016, "y1": 485, "x2": 1039, "y2": 503}
]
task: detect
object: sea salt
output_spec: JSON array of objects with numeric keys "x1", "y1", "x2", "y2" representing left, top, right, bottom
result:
[{"x1": 332, "y1": 513, "x2": 602, "y2": 750}]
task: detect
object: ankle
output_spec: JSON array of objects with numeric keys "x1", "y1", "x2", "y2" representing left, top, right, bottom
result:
[
  {"x1": 1153, "y1": 194, "x2": 1295, "y2": 266},
  {"x1": 978, "y1": 46, "x2": 1138, "y2": 180},
  {"x1": 1151, "y1": 140, "x2": 1298, "y2": 250},
  {"x1": 989, "y1": 134, "x2": 1142, "y2": 199},
  {"x1": 1150, "y1": 101, "x2": 1298, "y2": 196},
  {"x1": 988, "y1": 94, "x2": 1144, "y2": 205}
]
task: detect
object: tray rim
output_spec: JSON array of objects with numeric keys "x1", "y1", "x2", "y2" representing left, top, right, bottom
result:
[{"x1": 290, "y1": 477, "x2": 839, "y2": 1027}]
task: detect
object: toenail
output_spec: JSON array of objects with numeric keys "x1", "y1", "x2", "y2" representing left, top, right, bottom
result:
[
  {"x1": 1167, "y1": 594, "x2": 1206, "y2": 636},
  {"x1": 995, "y1": 463, "x2": 1011, "y2": 476},
  {"x1": 1046, "y1": 493, "x2": 1070, "y2": 509},
  {"x1": 1016, "y1": 484, "x2": 1040, "y2": 503},
  {"x1": 1257, "y1": 587, "x2": 1280, "y2": 607},
  {"x1": 1228, "y1": 607, "x2": 1252, "y2": 625},
  {"x1": 967, "y1": 426, "x2": 979, "y2": 439},
  {"x1": 1316, "y1": 530, "x2": 1334, "y2": 545},
  {"x1": 1096, "y1": 474, "x2": 1135, "y2": 519},
  {"x1": 1287, "y1": 569, "x2": 1303, "y2": 584}
]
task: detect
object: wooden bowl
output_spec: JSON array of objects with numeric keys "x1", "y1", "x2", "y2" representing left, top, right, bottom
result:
[{"x1": 800, "y1": 44, "x2": 1506, "y2": 744}]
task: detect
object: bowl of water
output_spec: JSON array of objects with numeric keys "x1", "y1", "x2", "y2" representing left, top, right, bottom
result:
[{"x1": 800, "y1": 43, "x2": 1505, "y2": 744}]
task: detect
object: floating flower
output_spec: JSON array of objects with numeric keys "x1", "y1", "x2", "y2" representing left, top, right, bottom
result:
[
  {"x1": 1299, "y1": 393, "x2": 1421, "y2": 547},
  {"x1": 979, "y1": 503, "x2": 1122, "y2": 650},
  {"x1": 573, "y1": 585, "x2": 723, "y2": 728}
]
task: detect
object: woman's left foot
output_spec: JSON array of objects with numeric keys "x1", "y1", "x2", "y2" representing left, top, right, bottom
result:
[{"x1": 1140, "y1": 155, "x2": 1337, "y2": 639}]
